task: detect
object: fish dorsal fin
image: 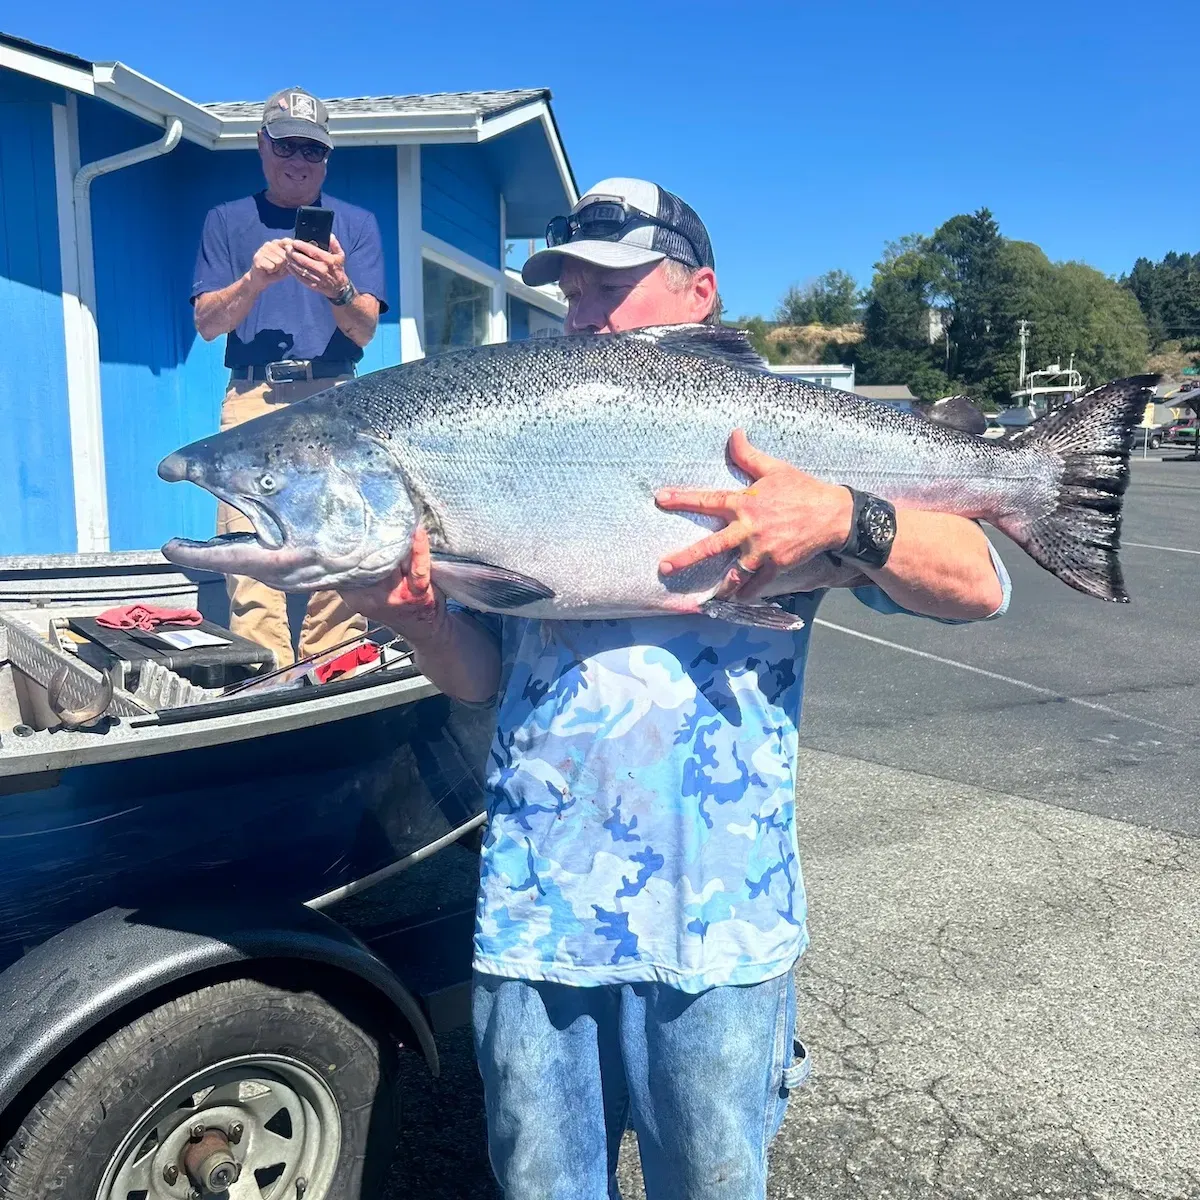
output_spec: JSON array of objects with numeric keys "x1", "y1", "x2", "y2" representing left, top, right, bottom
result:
[{"x1": 631, "y1": 324, "x2": 770, "y2": 373}]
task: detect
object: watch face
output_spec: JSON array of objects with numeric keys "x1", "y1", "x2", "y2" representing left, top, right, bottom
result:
[{"x1": 862, "y1": 500, "x2": 897, "y2": 550}]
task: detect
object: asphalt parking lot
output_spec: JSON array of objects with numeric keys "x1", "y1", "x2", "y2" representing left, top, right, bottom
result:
[{"x1": 380, "y1": 456, "x2": 1200, "y2": 1200}]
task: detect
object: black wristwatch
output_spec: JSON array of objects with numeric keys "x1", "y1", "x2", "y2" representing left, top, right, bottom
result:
[
  {"x1": 832, "y1": 487, "x2": 897, "y2": 570},
  {"x1": 330, "y1": 279, "x2": 357, "y2": 307}
]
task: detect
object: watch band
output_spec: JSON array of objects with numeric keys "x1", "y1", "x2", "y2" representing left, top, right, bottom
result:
[
  {"x1": 834, "y1": 487, "x2": 897, "y2": 570},
  {"x1": 330, "y1": 279, "x2": 357, "y2": 307}
]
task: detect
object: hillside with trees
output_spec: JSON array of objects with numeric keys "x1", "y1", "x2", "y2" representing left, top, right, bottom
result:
[
  {"x1": 739, "y1": 210, "x2": 1194, "y2": 404},
  {"x1": 1121, "y1": 252, "x2": 1200, "y2": 381}
]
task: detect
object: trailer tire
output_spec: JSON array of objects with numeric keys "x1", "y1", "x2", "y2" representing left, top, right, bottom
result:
[{"x1": 0, "y1": 972, "x2": 398, "y2": 1200}]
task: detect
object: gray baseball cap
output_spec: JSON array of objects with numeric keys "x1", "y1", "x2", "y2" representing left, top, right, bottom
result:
[
  {"x1": 522, "y1": 177, "x2": 715, "y2": 287},
  {"x1": 262, "y1": 87, "x2": 333, "y2": 149}
]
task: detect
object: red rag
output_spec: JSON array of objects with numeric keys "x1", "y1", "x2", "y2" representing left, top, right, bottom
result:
[
  {"x1": 313, "y1": 643, "x2": 380, "y2": 684},
  {"x1": 96, "y1": 604, "x2": 204, "y2": 633}
]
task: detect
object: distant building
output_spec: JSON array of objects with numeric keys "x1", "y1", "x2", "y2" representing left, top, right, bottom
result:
[
  {"x1": 770, "y1": 363, "x2": 856, "y2": 391},
  {"x1": 925, "y1": 308, "x2": 949, "y2": 345},
  {"x1": 854, "y1": 384, "x2": 917, "y2": 404}
]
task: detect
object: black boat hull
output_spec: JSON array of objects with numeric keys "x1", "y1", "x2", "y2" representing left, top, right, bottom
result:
[{"x1": 0, "y1": 693, "x2": 492, "y2": 970}]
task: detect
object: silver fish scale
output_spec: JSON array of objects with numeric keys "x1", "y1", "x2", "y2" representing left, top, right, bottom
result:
[{"x1": 329, "y1": 330, "x2": 1060, "y2": 617}]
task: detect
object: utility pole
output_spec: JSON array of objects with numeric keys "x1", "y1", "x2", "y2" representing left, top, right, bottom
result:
[{"x1": 1017, "y1": 319, "x2": 1030, "y2": 390}]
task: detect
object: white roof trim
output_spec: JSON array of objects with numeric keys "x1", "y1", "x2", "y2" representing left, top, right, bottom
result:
[
  {"x1": 93, "y1": 62, "x2": 222, "y2": 143},
  {"x1": 0, "y1": 41, "x2": 94, "y2": 95},
  {"x1": 207, "y1": 107, "x2": 485, "y2": 149},
  {"x1": 4, "y1": 42, "x2": 577, "y2": 199}
]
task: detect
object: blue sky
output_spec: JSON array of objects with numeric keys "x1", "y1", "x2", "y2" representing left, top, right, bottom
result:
[{"x1": 9, "y1": 0, "x2": 1197, "y2": 318}]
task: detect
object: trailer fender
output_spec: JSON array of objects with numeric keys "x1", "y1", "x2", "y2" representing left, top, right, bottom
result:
[{"x1": 0, "y1": 903, "x2": 439, "y2": 1117}]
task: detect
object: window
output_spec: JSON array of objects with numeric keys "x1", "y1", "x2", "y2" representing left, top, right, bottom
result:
[
  {"x1": 423, "y1": 259, "x2": 491, "y2": 355},
  {"x1": 508, "y1": 296, "x2": 565, "y2": 342}
]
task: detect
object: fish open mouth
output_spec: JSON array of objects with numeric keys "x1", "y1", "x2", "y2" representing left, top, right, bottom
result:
[
  {"x1": 166, "y1": 530, "x2": 266, "y2": 551},
  {"x1": 168, "y1": 497, "x2": 286, "y2": 554}
]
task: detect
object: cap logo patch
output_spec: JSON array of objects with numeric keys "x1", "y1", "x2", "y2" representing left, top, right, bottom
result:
[{"x1": 290, "y1": 93, "x2": 317, "y2": 120}]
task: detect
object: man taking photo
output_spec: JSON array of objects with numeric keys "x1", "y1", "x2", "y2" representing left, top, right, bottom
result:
[
  {"x1": 348, "y1": 178, "x2": 1011, "y2": 1199},
  {"x1": 192, "y1": 86, "x2": 388, "y2": 668}
]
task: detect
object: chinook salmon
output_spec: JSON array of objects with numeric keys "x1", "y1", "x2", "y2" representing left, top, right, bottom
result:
[{"x1": 158, "y1": 325, "x2": 1156, "y2": 631}]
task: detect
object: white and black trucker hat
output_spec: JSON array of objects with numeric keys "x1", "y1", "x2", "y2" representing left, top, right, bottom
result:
[{"x1": 522, "y1": 177, "x2": 715, "y2": 287}]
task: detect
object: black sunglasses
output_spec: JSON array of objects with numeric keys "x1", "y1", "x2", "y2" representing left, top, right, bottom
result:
[
  {"x1": 265, "y1": 134, "x2": 330, "y2": 163},
  {"x1": 546, "y1": 197, "x2": 703, "y2": 269}
]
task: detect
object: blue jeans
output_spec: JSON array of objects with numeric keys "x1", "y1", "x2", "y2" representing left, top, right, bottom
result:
[{"x1": 472, "y1": 968, "x2": 809, "y2": 1200}]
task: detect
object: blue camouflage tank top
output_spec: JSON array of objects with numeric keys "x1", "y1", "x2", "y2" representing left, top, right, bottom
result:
[{"x1": 471, "y1": 596, "x2": 824, "y2": 991}]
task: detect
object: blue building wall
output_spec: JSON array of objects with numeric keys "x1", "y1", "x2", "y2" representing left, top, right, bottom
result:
[
  {"x1": 421, "y1": 144, "x2": 500, "y2": 267},
  {"x1": 1, "y1": 71, "x2": 518, "y2": 557},
  {"x1": 77, "y1": 99, "x2": 401, "y2": 551},
  {"x1": 0, "y1": 70, "x2": 77, "y2": 555}
]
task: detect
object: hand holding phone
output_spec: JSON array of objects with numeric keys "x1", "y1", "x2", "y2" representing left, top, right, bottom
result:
[
  {"x1": 250, "y1": 239, "x2": 291, "y2": 288},
  {"x1": 288, "y1": 208, "x2": 348, "y2": 300},
  {"x1": 293, "y1": 205, "x2": 334, "y2": 251}
]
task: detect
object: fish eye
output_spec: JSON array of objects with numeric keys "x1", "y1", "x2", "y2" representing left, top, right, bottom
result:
[{"x1": 258, "y1": 473, "x2": 278, "y2": 494}]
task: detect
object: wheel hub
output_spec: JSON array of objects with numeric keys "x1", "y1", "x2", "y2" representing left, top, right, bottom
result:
[
  {"x1": 182, "y1": 1129, "x2": 241, "y2": 1193},
  {"x1": 96, "y1": 1055, "x2": 341, "y2": 1200}
]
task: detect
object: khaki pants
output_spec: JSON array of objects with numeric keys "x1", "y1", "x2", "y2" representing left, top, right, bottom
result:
[{"x1": 218, "y1": 376, "x2": 367, "y2": 669}]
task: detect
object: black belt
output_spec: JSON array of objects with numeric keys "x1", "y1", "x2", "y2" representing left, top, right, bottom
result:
[{"x1": 230, "y1": 360, "x2": 355, "y2": 384}]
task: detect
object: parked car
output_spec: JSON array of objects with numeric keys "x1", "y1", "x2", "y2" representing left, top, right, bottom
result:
[
  {"x1": 1132, "y1": 424, "x2": 1167, "y2": 449},
  {"x1": 1166, "y1": 419, "x2": 1199, "y2": 444}
]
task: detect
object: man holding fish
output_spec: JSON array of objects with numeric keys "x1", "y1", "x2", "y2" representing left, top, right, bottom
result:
[{"x1": 350, "y1": 180, "x2": 1011, "y2": 1198}]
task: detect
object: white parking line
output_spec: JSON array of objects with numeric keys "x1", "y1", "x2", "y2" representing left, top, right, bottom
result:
[
  {"x1": 1124, "y1": 541, "x2": 1200, "y2": 556},
  {"x1": 813, "y1": 618, "x2": 1191, "y2": 737}
]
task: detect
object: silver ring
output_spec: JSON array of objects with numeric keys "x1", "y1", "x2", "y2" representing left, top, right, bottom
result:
[{"x1": 733, "y1": 559, "x2": 759, "y2": 578}]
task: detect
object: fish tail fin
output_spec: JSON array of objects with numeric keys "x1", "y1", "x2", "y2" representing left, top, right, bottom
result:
[{"x1": 994, "y1": 374, "x2": 1159, "y2": 602}]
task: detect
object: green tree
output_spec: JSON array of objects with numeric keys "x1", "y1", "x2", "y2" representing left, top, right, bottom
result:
[
  {"x1": 1122, "y1": 252, "x2": 1200, "y2": 346},
  {"x1": 929, "y1": 208, "x2": 1025, "y2": 400},
  {"x1": 776, "y1": 269, "x2": 860, "y2": 326},
  {"x1": 854, "y1": 237, "x2": 952, "y2": 400},
  {"x1": 857, "y1": 214, "x2": 1150, "y2": 403},
  {"x1": 1030, "y1": 262, "x2": 1149, "y2": 384}
]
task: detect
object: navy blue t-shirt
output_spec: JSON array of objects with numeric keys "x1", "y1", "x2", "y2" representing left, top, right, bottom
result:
[{"x1": 191, "y1": 191, "x2": 389, "y2": 367}]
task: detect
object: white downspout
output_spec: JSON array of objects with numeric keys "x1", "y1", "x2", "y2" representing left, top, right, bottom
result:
[{"x1": 69, "y1": 117, "x2": 183, "y2": 553}]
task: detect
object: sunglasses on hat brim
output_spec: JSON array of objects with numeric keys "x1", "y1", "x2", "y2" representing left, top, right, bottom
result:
[{"x1": 546, "y1": 197, "x2": 704, "y2": 270}]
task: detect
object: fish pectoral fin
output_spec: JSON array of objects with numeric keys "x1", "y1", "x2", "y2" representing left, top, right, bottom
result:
[
  {"x1": 430, "y1": 555, "x2": 555, "y2": 611},
  {"x1": 700, "y1": 599, "x2": 806, "y2": 632}
]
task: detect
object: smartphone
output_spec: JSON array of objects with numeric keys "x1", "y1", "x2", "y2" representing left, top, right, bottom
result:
[{"x1": 293, "y1": 205, "x2": 334, "y2": 251}]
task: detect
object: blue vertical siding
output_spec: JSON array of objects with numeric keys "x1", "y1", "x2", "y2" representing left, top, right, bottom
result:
[
  {"x1": 79, "y1": 100, "x2": 241, "y2": 552},
  {"x1": 325, "y1": 146, "x2": 400, "y2": 375},
  {"x1": 78, "y1": 97, "x2": 402, "y2": 551},
  {"x1": 0, "y1": 73, "x2": 76, "y2": 555},
  {"x1": 421, "y1": 144, "x2": 500, "y2": 267}
]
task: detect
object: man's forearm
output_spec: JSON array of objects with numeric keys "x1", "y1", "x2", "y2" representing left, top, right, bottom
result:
[
  {"x1": 860, "y1": 510, "x2": 1004, "y2": 620},
  {"x1": 194, "y1": 275, "x2": 261, "y2": 341},
  {"x1": 332, "y1": 292, "x2": 379, "y2": 347},
  {"x1": 394, "y1": 602, "x2": 501, "y2": 703},
  {"x1": 194, "y1": 274, "x2": 263, "y2": 341}
]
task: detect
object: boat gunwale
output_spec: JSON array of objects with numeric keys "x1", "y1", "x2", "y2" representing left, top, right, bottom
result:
[{"x1": 0, "y1": 671, "x2": 441, "y2": 778}]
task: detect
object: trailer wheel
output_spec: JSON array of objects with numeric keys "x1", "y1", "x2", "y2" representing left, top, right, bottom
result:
[{"x1": 0, "y1": 973, "x2": 397, "y2": 1200}]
